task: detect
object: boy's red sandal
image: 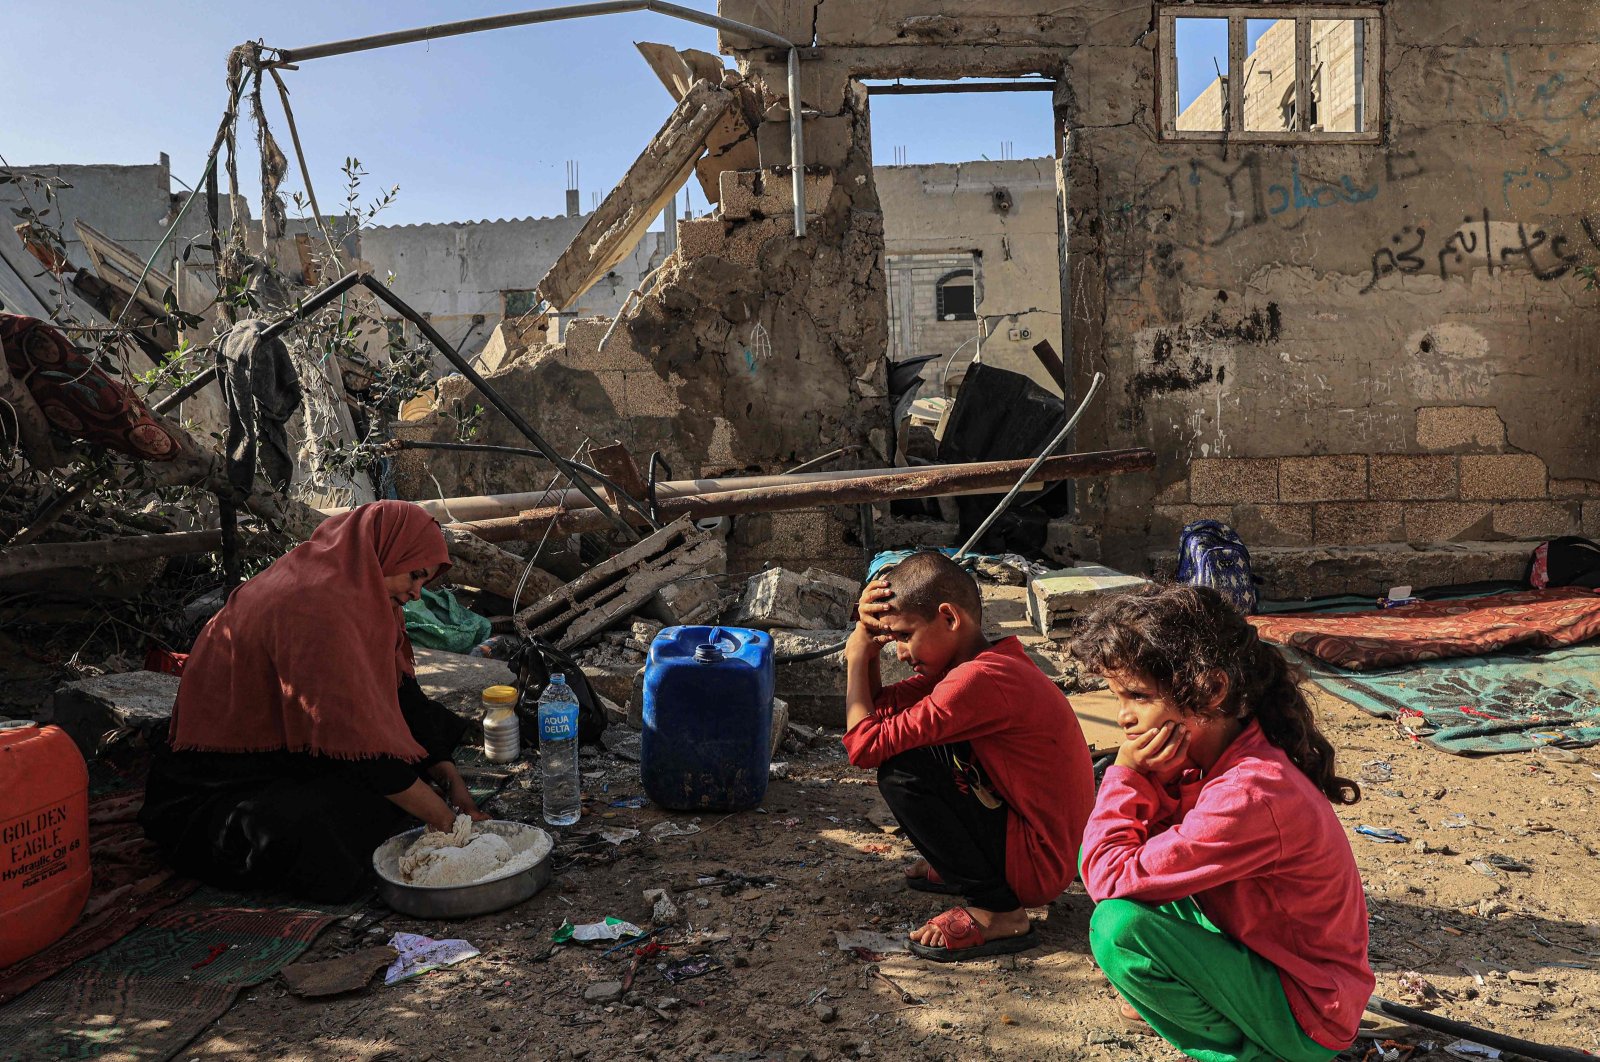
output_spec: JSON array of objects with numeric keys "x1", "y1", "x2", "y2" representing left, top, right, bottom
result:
[
  {"x1": 904, "y1": 864, "x2": 963, "y2": 896},
  {"x1": 907, "y1": 907, "x2": 1039, "y2": 963}
]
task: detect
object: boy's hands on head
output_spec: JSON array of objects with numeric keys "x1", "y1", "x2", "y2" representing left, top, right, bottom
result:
[
  {"x1": 1115, "y1": 720, "x2": 1192, "y2": 785},
  {"x1": 845, "y1": 578, "x2": 895, "y2": 665}
]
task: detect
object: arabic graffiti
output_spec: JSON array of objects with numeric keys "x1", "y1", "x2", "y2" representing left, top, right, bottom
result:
[{"x1": 1361, "y1": 208, "x2": 1599, "y2": 294}]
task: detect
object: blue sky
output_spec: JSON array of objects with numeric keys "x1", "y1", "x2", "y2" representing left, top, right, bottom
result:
[{"x1": 4, "y1": 2, "x2": 1215, "y2": 226}]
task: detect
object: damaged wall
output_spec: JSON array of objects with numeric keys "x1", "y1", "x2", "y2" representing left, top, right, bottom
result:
[
  {"x1": 362, "y1": 216, "x2": 672, "y2": 366},
  {"x1": 878, "y1": 157, "x2": 1065, "y2": 398},
  {"x1": 711, "y1": 0, "x2": 1600, "y2": 581}
]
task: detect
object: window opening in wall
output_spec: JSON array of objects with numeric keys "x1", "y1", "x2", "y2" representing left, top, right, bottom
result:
[
  {"x1": 502, "y1": 289, "x2": 538, "y2": 318},
  {"x1": 1242, "y1": 18, "x2": 1296, "y2": 132},
  {"x1": 935, "y1": 268, "x2": 978, "y2": 321},
  {"x1": 1173, "y1": 18, "x2": 1229, "y2": 133},
  {"x1": 1161, "y1": 5, "x2": 1381, "y2": 143}
]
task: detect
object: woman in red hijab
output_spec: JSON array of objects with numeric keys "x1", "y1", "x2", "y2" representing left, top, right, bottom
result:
[{"x1": 141, "y1": 501, "x2": 488, "y2": 901}]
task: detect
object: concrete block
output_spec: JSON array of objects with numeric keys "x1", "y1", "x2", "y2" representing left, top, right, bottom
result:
[
  {"x1": 1584, "y1": 502, "x2": 1600, "y2": 538},
  {"x1": 676, "y1": 217, "x2": 728, "y2": 261},
  {"x1": 1232, "y1": 504, "x2": 1314, "y2": 547},
  {"x1": 1492, "y1": 501, "x2": 1579, "y2": 540},
  {"x1": 621, "y1": 370, "x2": 682, "y2": 418},
  {"x1": 1188, "y1": 458, "x2": 1277, "y2": 504},
  {"x1": 1369, "y1": 454, "x2": 1457, "y2": 501},
  {"x1": 1280, "y1": 455, "x2": 1368, "y2": 503},
  {"x1": 1026, "y1": 565, "x2": 1149, "y2": 636},
  {"x1": 1403, "y1": 502, "x2": 1494, "y2": 542},
  {"x1": 1150, "y1": 505, "x2": 1234, "y2": 549},
  {"x1": 732, "y1": 566, "x2": 858, "y2": 630},
  {"x1": 721, "y1": 217, "x2": 791, "y2": 269},
  {"x1": 1551, "y1": 478, "x2": 1600, "y2": 500},
  {"x1": 561, "y1": 316, "x2": 648, "y2": 372},
  {"x1": 1416, "y1": 406, "x2": 1505, "y2": 451},
  {"x1": 718, "y1": 169, "x2": 833, "y2": 221},
  {"x1": 1313, "y1": 502, "x2": 1405, "y2": 545},
  {"x1": 1459, "y1": 453, "x2": 1548, "y2": 500},
  {"x1": 649, "y1": 574, "x2": 730, "y2": 626},
  {"x1": 48, "y1": 671, "x2": 179, "y2": 758},
  {"x1": 412, "y1": 648, "x2": 523, "y2": 734},
  {"x1": 755, "y1": 114, "x2": 855, "y2": 170},
  {"x1": 764, "y1": 629, "x2": 914, "y2": 726},
  {"x1": 1151, "y1": 544, "x2": 1531, "y2": 601}
]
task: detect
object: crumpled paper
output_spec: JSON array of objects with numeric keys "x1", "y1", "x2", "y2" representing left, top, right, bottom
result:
[{"x1": 384, "y1": 932, "x2": 480, "y2": 985}]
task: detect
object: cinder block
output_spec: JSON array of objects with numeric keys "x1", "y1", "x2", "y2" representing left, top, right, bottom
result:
[
  {"x1": 620, "y1": 370, "x2": 682, "y2": 418},
  {"x1": 1459, "y1": 453, "x2": 1548, "y2": 500},
  {"x1": 1313, "y1": 502, "x2": 1404, "y2": 545},
  {"x1": 755, "y1": 113, "x2": 855, "y2": 170},
  {"x1": 1151, "y1": 479, "x2": 1189, "y2": 505},
  {"x1": 676, "y1": 216, "x2": 728, "y2": 261},
  {"x1": 1149, "y1": 505, "x2": 1235, "y2": 554},
  {"x1": 1584, "y1": 502, "x2": 1600, "y2": 538},
  {"x1": 1188, "y1": 458, "x2": 1277, "y2": 505},
  {"x1": 1232, "y1": 503, "x2": 1314, "y2": 546},
  {"x1": 1492, "y1": 501, "x2": 1579, "y2": 540},
  {"x1": 1551, "y1": 478, "x2": 1600, "y2": 499},
  {"x1": 1369, "y1": 454, "x2": 1456, "y2": 501},
  {"x1": 561, "y1": 316, "x2": 648, "y2": 372},
  {"x1": 721, "y1": 217, "x2": 791, "y2": 269},
  {"x1": 1403, "y1": 502, "x2": 1493, "y2": 542},
  {"x1": 1280, "y1": 455, "x2": 1367, "y2": 503},
  {"x1": 1416, "y1": 406, "x2": 1505, "y2": 451},
  {"x1": 718, "y1": 169, "x2": 833, "y2": 221}
]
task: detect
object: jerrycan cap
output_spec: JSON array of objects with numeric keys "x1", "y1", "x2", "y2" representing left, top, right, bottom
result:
[{"x1": 693, "y1": 627, "x2": 733, "y2": 663}]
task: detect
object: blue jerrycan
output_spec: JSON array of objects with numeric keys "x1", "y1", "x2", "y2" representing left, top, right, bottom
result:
[{"x1": 641, "y1": 626, "x2": 775, "y2": 812}]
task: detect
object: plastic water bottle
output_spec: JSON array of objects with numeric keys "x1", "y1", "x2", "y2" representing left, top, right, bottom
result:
[{"x1": 538, "y1": 674, "x2": 581, "y2": 826}]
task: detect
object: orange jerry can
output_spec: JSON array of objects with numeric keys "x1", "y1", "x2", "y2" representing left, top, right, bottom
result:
[{"x1": 0, "y1": 721, "x2": 90, "y2": 969}]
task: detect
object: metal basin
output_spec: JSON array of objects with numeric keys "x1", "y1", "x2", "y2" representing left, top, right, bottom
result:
[{"x1": 372, "y1": 820, "x2": 554, "y2": 919}]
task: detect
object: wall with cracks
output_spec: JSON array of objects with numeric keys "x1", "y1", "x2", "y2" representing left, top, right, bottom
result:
[{"x1": 712, "y1": 0, "x2": 1600, "y2": 581}]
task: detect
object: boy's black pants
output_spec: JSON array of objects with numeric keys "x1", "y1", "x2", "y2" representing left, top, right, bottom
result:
[{"x1": 877, "y1": 742, "x2": 1020, "y2": 912}]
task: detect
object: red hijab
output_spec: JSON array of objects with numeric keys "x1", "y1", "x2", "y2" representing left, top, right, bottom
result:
[{"x1": 169, "y1": 501, "x2": 452, "y2": 761}]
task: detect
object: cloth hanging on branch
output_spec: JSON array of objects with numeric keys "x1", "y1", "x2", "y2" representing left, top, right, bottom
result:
[
  {"x1": 0, "y1": 312, "x2": 181, "y2": 460},
  {"x1": 216, "y1": 318, "x2": 302, "y2": 498}
]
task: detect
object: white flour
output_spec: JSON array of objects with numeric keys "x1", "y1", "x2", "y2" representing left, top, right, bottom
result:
[{"x1": 394, "y1": 816, "x2": 549, "y2": 888}]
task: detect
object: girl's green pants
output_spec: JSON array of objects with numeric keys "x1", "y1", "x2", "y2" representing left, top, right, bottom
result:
[{"x1": 1089, "y1": 896, "x2": 1339, "y2": 1062}]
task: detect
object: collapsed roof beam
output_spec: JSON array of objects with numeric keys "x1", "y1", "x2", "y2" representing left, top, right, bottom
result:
[
  {"x1": 264, "y1": 1, "x2": 809, "y2": 236},
  {"x1": 865, "y1": 80, "x2": 1059, "y2": 95}
]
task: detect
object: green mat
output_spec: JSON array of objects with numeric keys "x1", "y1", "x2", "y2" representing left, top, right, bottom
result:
[
  {"x1": 0, "y1": 886, "x2": 363, "y2": 1061},
  {"x1": 1298, "y1": 642, "x2": 1600, "y2": 755}
]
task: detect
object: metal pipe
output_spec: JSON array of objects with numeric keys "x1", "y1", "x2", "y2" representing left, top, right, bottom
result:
[
  {"x1": 1365, "y1": 996, "x2": 1594, "y2": 1062},
  {"x1": 788, "y1": 47, "x2": 806, "y2": 239},
  {"x1": 268, "y1": 1, "x2": 794, "y2": 65},
  {"x1": 320, "y1": 459, "x2": 1049, "y2": 523},
  {"x1": 954, "y1": 371, "x2": 1105, "y2": 559},
  {"x1": 452, "y1": 448, "x2": 1156, "y2": 541},
  {"x1": 264, "y1": 3, "x2": 805, "y2": 236}
]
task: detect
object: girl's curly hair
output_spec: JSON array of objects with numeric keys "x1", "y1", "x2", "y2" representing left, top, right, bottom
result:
[{"x1": 1067, "y1": 584, "x2": 1360, "y2": 805}]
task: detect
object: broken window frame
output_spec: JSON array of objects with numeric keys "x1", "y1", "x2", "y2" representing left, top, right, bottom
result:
[
  {"x1": 935, "y1": 269, "x2": 979, "y2": 322},
  {"x1": 1158, "y1": 4, "x2": 1382, "y2": 144},
  {"x1": 502, "y1": 289, "x2": 540, "y2": 319}
]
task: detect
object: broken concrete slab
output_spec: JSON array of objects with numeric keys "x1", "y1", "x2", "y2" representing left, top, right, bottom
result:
[
  {"x1": 649, "y1": 573, "x2": 730, "y2": 627},
  {"x1": 48, "y1": 670, "x2": 179, "y2": 757},
  {"x1": 536, "y1": 79, "x2": 736, "y2": 312},
  {"x1": 732, "y1": 566, "x2": 858, "y2": 630},
  {"x1": 412, "y1": 647, "x2": 515, "y2": 733},
  {"x1": 1025, "y1": 564, "x2": 1150, "y2": 637}
]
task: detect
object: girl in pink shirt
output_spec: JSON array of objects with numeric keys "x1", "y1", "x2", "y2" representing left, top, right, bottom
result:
[{"x1": 1072, "y1": 585, "x2": 1373, "y2": 1062}]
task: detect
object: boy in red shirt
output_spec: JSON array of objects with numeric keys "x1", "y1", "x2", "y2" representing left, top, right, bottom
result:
[{"x1": 840, "y1": 551, "x2": 1095, "y2": 961}]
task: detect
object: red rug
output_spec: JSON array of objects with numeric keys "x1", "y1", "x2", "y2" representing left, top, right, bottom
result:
[{"x1": 1249, "y1": 588, "x2": 1600, "y2": 670}]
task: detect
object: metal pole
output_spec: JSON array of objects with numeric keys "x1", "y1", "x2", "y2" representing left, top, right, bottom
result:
[
  {"x1": 264, "y1": 2, "x2": 806, "y2": 237},
  {"x1": 269, "y1": 1, "x2": 793, "y2": 63},
  {"x1": 788, "y1": 47, "x2": 806, "y2": 239},
  {"x1": 953, "y1": 372, "x2": 1105, "y2": 560}
]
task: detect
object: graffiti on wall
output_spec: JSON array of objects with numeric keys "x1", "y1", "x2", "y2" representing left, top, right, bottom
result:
[
  {"x1": 1102, "y1": 149, "x2": 1424, "y2": 293},
  {"x1": 1361, "y1": 208, "x2": 1600, "y2": 293}
]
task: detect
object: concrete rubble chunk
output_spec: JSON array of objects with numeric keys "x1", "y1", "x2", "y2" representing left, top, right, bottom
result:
[
  {"x1": 732, "y1": 566, "x2": 858, "y2": 630},
  {"x1": 48, "y1": 671, "x2": 180, "y2": 756},
  {"x1": 648, "y1": 573, "x2": 731, "y2": 627},
  {"x1": 1026, "y1": 564, "x2": 1150, "y2": 638},
  {"x1": 412, "y1": 647, "x2": 517, "y2": 733}
]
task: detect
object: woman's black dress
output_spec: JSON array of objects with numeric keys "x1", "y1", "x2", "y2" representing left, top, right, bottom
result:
[{"x1": 140, "y1": 677, "x2": 469, "y2": 902}]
